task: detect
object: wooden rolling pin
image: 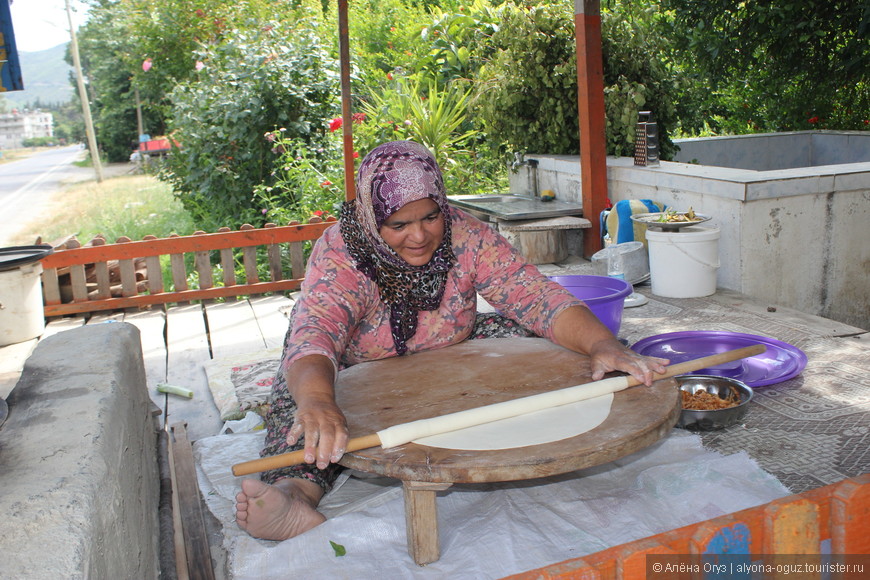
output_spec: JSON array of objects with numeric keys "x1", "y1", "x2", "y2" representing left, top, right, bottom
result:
[{"x1": 232, "y1": 343, "x2": 765, "y2": 476}]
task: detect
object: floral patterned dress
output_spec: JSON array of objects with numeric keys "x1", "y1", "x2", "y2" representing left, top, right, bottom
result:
[{"x1": 260, "y1": 208, "x2": 584, "y2": 489}]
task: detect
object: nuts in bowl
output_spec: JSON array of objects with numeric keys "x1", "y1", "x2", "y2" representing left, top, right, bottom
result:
[{"x1": 676, "y1": 375, "x2": 753, "y2": 431}]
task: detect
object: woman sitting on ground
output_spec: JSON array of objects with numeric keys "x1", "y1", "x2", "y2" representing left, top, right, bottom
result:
[{"x1": 235, "y1": 140, "x2": 668, "y2": 541}]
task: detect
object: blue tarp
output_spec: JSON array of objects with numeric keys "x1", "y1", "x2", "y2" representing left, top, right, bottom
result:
[{"x1": 1, "y1": 0, "x2": 24, "y2": 92}]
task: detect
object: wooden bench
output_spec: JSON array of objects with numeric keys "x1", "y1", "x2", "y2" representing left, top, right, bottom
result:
[{"x1": 40, "y1": 220, "x2": 334, "y2": 318}]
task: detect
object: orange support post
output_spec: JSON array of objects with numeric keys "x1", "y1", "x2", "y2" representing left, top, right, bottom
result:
[
  {"x1": 338, "y1": 0, "x2": 356, "y2": 202},
  {"x1": 575, "y1": 0, "x2": 607, "y2": 258}
]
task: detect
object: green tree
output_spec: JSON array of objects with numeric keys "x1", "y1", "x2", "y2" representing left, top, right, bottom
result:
[
  {"x1": 73, "y1": 1, "x2": 163, "y2": 161},
  {"x1": 475, "y1": 1, "x2": 678, "y2": 158},
  {"x1": 663, "y1": 0, "x2": 870, "y2": 131},
  {"x1": 73, "y1": 0, "x2": 293, "y2": 163},
  {"x1": 161, "y1": 23, "x2": 339, "y2": 231}
]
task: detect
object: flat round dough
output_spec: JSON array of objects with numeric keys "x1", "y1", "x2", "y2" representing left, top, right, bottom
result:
[{"x1": 412, "y1": 393, "x2": 613, "y2": 450}]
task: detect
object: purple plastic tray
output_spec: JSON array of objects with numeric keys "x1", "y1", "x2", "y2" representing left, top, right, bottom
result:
[{"x1": 631, "y1": 331, "x2": 807, "y2": 387}]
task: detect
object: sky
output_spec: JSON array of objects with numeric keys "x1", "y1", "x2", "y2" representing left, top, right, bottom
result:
[{"x1": 8, "y1": 0, "x2": 90, "y2": 52}]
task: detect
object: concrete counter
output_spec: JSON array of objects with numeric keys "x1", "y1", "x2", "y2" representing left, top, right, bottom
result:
[{"x1": 0, "y1": 323, "x2": 161, "y2": 579}]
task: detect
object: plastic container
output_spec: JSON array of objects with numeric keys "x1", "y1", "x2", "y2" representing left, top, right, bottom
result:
[
  {"x1": 591, "y1": 241, "x2": 650, "y2": 284},
  {"x1": 0, "y1": 262, "x2": 46, "y2": 346},
  {"x1": 548, "y1": 275, "x2": 632, "y2": 336},
  {"x1": 0, "y1": 245, "x2": 52, "y2": 347},
  {"x1": 646, "y1": 226, "x2": 720, "y2": 298}
]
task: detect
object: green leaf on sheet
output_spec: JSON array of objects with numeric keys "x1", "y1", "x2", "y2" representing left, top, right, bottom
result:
[{"x1": 329, "y1": 540, "x2": 347, "y2": 557}]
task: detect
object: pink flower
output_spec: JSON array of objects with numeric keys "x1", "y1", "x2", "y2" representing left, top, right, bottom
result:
[
  {"x1": 195, "y1": 61, "x2": 205, "y2": 71},
  {"x1": 142, "y1": 58, "x2": 153, "y2": 72},
  {"x1": 261, "y1": 208, "x2": 268, "y2": 215},
  {"x1": 328, "y1": 118, "x2": 342, "y2": 132},
  {"x1": 352, "y1": 112, "x2": 366, "y2": 124}
]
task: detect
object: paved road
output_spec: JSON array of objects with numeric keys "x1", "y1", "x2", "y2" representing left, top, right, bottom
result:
[{"x1": 0, "y1": 146, "x2": 103, "y2": 247}]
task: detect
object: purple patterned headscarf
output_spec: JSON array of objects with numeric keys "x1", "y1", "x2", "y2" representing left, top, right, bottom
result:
[{"x1": 340, "y1": 141, "x2": 456, "y2": 355}]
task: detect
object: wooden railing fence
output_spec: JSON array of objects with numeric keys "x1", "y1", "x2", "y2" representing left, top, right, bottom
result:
[{"x1": 40, "y1": 220, "x2": 333, "y2": 318}]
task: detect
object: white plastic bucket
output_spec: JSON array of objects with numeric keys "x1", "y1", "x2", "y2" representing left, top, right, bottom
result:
[
  {"x1": 0, "y1": 262, "x2": 45, "y2": 347},
  {"x1": 646, "y1": 226, "x2": 720, "y2": 298}
]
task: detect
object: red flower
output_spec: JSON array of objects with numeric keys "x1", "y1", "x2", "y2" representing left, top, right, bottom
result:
[
  {"x1": 353, "y1": 151, "x2": 360, "y2": 158},
  {"x1": 808, "y1": 116, "x2": 819, "y2": 124},
  {"x1": 320, "y1": 180, "x2": 332, "y2": 187},
  {"x1": 387, "y1": 72, "x2": 393, "y2": 80},
  {"x1": 195, "y1": 9, "x2": 205, "y2": 17},
  {"x1": 352, "y1": 112, "x2": 366, "y2": 124},
  {"x1": 312, "y1": 210, "x2": 325, "y2": 216},
  {"x1": 328, "y1": 118, "x2": 342, "y2": 132}
]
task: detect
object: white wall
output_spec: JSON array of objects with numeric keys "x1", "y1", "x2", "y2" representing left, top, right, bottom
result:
[{"x1": 511, "y1": 150, "x2": 870, "y2": 330}]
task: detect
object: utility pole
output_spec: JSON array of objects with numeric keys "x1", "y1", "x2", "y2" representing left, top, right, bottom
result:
[{"x1": 66, "y1": 0, "x2": 103, "y2": 182}]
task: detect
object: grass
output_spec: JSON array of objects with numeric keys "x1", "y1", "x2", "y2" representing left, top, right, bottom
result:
[
  {"x1": 0, "y1": 147, "x2": 46, "y2": 165},
  {"x1": 11, "y1": 173, "x2": 196, "y2": 247}
]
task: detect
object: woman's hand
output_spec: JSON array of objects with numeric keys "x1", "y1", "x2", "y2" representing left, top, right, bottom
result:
[
  {"x1": 587, "y1": 338, "x2": 669, "y2": 386},
  {"x1": 287, "y1": 396, "x2": 348, "y2": 470},
  {"x1": 552, "y1": 304, "x2": 669, "y2": 386},
  {"x1": 285, "y1": 355, "x2": 349, "y2": 470}
]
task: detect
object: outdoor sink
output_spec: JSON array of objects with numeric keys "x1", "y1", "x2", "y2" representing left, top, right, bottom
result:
[
  {"x1": 448, "y1": 194, "x2": 584, "y2": 221},
  {"x1": 456, "y1": 195, "x2": 529, "y2": 203}
]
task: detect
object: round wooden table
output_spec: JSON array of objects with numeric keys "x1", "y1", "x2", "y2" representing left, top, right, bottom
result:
[{"x1": 334, "y1": 338, "x2": 681, "y2": 564}]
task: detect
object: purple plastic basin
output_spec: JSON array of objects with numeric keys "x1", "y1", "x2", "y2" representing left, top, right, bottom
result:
[{"x1": 548, "y1": 275, "x2": 632, "y2": 336}]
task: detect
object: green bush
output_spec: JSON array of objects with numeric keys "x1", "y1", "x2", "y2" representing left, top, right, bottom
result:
[
  {"x1": 474, "y1": 1, "x2": 678, "y2": 159},
  {"x1": 160, "y1": 23, "x2": 339, "y2": 231},
  {"x1": 20, "y1": 136, "x2": 59, "y2": 147},
  {"x1": 473, "y1": 2, "x2": 579, "y2": 156},
  {"x1": 251, "y1": 129, "x2": 347, "y2": 225}
]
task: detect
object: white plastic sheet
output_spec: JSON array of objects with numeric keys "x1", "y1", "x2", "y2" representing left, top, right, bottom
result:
[{"x1": 194, "y1": 430, "x2": 789, "y2": 579}]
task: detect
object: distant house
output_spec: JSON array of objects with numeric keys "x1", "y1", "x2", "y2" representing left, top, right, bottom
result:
[{"x1": 0, "y1": 110, "x2": 54, "y2": 149}]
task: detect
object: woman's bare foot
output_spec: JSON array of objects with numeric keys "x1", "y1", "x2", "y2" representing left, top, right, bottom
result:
[{"x1": 235, "y1": 478, "x2": 326, "y2": 541}]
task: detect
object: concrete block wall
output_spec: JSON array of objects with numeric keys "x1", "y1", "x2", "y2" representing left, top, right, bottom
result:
[
  {"x1": 0, "y1": 323, "x2": 161, "y2": 579},
  {"x1": 510, "y1": 145, "x2": 870, "y2": 331},
  {"x1": 672, "y1": 130, "x2": 870, "y2": 171}
]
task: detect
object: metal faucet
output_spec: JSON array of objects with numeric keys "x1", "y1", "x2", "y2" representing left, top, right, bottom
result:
[{"x1": 511, "y1": 153, "x2": 539, "y2": 198}]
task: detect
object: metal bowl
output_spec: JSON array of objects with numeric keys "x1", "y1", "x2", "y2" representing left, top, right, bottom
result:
[{"x1": 676, "y1": 375, "x2": 753, "y2": 431}]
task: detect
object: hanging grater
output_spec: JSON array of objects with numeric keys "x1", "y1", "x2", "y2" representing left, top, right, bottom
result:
[{"x1": 634, "y1": 111, "x2": 660, "y2": 167}]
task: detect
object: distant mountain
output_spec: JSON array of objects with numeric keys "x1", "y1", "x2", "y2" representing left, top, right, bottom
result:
[{"x1": 0, "y1": 43, "x2": 73, "y2": 110}]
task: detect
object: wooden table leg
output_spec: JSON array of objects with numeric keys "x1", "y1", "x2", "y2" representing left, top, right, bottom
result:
[{"x1": 402, "y1": 480, "x2": 452, "y2": 565}]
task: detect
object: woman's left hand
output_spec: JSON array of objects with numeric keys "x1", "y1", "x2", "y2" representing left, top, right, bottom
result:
[{"x1": 587, "y1": 338, "x2": 669, "y2": 386}]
